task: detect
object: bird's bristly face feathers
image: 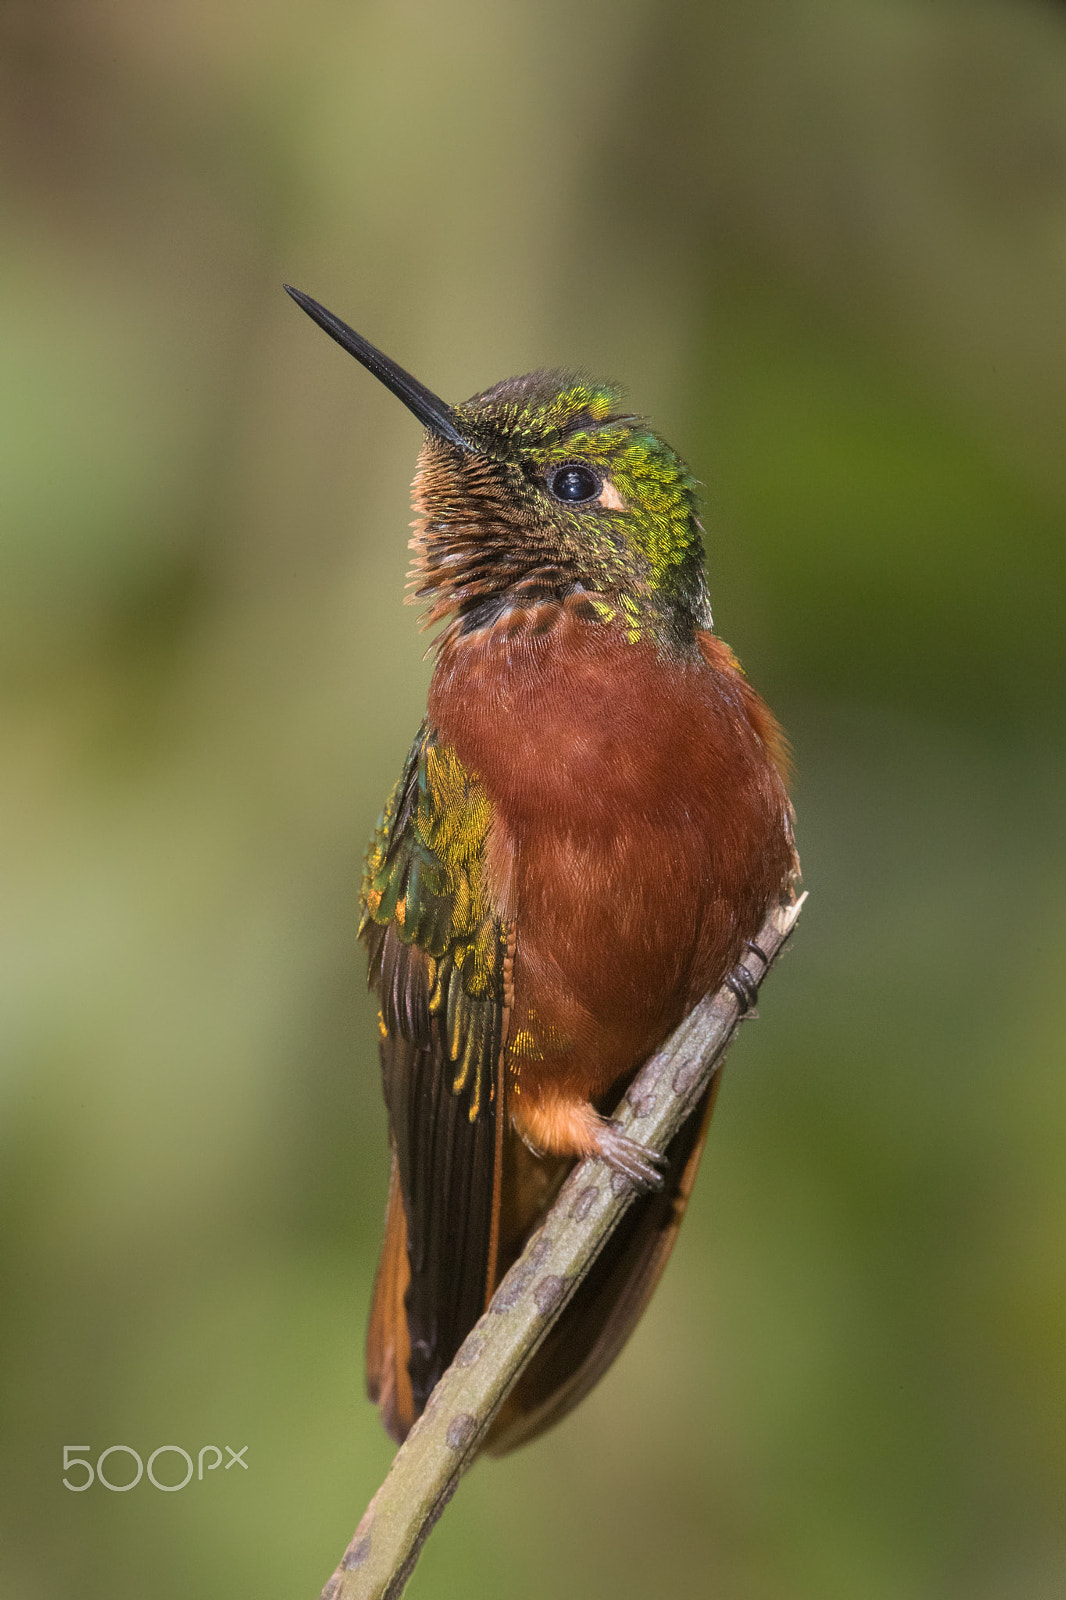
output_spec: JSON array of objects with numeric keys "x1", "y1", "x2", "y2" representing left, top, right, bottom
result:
[
  {"x1": 282, "y1": 288, "x2": 712, "y2": 652},
  {"x1": 413, "y1": 372, "x2": 712, "y2": 652}
]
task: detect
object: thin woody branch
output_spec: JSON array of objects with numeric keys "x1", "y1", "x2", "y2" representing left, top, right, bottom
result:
[{"x1": 320, "y1": 893, "x2": 805, "y2": 1600}]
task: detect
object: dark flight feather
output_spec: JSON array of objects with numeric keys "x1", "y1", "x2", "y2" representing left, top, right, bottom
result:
[{"x1": 361, "y1": 724, "x2": 510, "y2": 1427}]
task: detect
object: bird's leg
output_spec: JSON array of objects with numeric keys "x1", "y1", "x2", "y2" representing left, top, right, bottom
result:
[{"x1": 511, "y1": 1090, "x2": 664, "y2": 1192}]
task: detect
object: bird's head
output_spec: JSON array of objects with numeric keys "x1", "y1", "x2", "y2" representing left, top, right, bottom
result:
[{"x1": 286, "y1": 288, "x2": 712, "y2": 651}]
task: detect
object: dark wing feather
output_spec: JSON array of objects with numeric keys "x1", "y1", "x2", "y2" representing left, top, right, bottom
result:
[{"x1": 361, "y1": 724, "x2": 509, "y2": 1429}]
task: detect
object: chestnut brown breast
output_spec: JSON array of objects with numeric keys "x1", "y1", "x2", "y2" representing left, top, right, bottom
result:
[{"x1": 428, "y1": 618, "x2": 795, "y2": 1108}]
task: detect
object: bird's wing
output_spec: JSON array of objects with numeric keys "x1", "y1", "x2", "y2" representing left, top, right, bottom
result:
[{"x1": 361, "y1": 723, "x2": 511, "y2": 1439}]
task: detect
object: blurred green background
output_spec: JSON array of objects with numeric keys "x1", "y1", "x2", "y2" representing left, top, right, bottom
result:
[{"x1": 2, "y1": 1, "x2": 1065, "y2": 1596}]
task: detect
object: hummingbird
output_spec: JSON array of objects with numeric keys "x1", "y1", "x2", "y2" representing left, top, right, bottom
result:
[{"x1": 286, "y1": 286, "x2": 797, "y2": 1453}]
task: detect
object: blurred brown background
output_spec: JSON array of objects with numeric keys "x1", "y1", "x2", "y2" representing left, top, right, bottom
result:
[{"x1": 2, "y1": 1, "x2": 1065, "y2": 1596}]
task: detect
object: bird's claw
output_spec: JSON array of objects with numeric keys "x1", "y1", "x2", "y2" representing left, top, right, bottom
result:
[
  {"x1": 724, "y1": 958, "x2": 761, "y2": 1014},
  {"x1": 596, "y1": 1122, "x2": 665, "y2": 1191}
]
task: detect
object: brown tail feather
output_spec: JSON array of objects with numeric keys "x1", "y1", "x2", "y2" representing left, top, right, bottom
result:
[{"x1": 365, "y1": 1153, "x2": 416, "y2": 1444}]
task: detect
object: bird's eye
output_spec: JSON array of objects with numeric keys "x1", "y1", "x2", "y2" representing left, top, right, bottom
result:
[{"x1": 548, "y1": 464, "x2": 602, "y2": 504}]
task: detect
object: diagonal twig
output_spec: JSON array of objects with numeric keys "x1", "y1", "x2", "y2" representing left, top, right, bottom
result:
[{"x1": 320, "y1": 893, "x2": 806, "y2": 1600}]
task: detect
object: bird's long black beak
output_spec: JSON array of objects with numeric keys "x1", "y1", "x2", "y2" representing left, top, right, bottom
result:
[{"x1": 284, "y1": 286, "x2": 472, "y2": 453}]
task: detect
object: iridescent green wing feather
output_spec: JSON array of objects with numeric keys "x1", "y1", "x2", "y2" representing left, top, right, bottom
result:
[{"x1": 360, "y1": 722, "x2": 509, "y2": 1413}]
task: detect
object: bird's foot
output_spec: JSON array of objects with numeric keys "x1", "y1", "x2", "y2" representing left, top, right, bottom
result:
[
  {"x1": 511, "y1": 1091, "x2": 664, "y2": 1190},
  {"x1": 724, "y1": 947, "x2": 765, "y2": 1016},
  {"x1": 595, "y1": 1121, "x2": 664, "y2": 1191}
]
